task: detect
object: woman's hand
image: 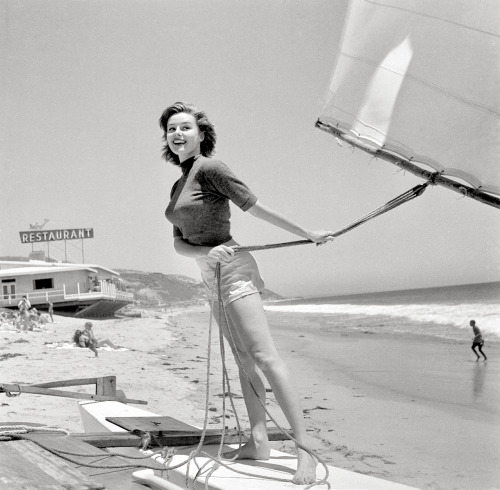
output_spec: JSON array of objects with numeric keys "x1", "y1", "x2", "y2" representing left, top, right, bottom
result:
[
  {"x1": 207, "y1": 244, "x2": 236, "y2": 262},
  {"x1": 306, "y1": 230, "x2": 335, "y2": 245}
]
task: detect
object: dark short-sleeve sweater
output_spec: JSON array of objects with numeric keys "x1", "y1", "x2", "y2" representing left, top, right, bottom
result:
[{"x1": 165, "y1": 155, "x2": 257, "y2": 246}]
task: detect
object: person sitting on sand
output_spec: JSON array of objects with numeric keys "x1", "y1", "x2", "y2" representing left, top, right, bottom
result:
[
  {"x1": 470, "y1": 320, "x2": 487, "y2": 362},
  {"x1": 28, "y1": 308, "x2": 40, "y2": 331},
  {"x1": 73, "y1": 322, "x2": 119, "y2": 357},
  {"x1": 73, "y1": 329, "x2": 94, "y2": 353}
]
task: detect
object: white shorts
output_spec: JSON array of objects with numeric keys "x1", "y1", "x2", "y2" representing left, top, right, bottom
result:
[{"x1": 196, "y1": 248, "x2": 265, "y2": 307}]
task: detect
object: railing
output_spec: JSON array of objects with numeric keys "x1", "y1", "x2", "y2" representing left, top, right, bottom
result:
[{"x1": 0, "y1": 280, "x2": 133, "y2": 307}]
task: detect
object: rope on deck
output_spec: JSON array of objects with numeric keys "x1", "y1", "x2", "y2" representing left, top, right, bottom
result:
[{"x1": 0, "y1": 425, "x2": 69, "y2": 441}]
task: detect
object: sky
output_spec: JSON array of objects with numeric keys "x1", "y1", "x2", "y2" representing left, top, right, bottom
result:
[{"x1": 1, "y1": 0, "x2": 499, "y2": 298}]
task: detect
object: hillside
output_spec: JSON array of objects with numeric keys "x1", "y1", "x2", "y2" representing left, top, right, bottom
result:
[
  {"x1": 116, "y1": 269, "x2": 206, "y2": 306},
  {"x1": 116, "y1": 268, "x2": 282, "y2": 307}
]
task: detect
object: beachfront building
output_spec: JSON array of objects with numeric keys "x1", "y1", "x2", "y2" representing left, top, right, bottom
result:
[{"x1": 0, "y1": 260, "x2": 133, "y2": 317}]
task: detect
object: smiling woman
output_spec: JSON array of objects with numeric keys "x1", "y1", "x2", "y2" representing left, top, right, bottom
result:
[
  {"x1": 159, "y1": 102, "x2": 217, "y2": 165},
  {"x1": 158, "y1": 101, "x2": 334, "y2": 485},
  {"x1": 166, "y1": 113, "x2": 204, "y2": 163}
]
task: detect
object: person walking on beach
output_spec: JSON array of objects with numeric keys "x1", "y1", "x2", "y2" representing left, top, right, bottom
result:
[
  {"x1": 161, "y1": 102, "x2": 334, "y2": 485},
  {"x1": 470, "y1": 319, "x2": 487, "y2": 361}
]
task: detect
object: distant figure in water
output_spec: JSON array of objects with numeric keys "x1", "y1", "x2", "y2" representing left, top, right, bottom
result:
[
  {"x1": 73, "y1": 321, "x2": 118, "y2": 357},
  {"x1": 470, "y1": 320, "x2": 487, "y2": 362}
]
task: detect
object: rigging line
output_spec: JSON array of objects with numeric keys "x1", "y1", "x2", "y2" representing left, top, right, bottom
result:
[
  {"x1": 364, "y1": 0, "x2": 499, "y2": 39},
  {"x1": 234, "y1": 182, "x2": 428, "y2": 254}
]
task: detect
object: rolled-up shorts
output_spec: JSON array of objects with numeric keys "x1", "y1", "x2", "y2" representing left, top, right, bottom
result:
[{"x1": 196, "y1": 243, "x2": 265, "y2": 307}]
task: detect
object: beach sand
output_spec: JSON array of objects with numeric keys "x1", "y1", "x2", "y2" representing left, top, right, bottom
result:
[{"x1": 1, "y1": 306, "x2": 499, "y2": 490}]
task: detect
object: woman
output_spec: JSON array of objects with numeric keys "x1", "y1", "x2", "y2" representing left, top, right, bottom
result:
[{"x1": 161, "y1": 102, "x2": 333, "y2": 485}]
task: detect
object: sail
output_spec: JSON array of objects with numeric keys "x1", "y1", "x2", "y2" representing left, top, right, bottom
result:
[{"x1": 317, "y1": 0, "x2": 500, "y2": 208}]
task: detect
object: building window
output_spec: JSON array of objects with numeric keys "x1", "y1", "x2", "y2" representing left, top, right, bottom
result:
[
  {"x1": 33, "y1": 278, "x2": 54, "y2": 290},
  {"x1": 2, "y1": 283, "x2": 15, "y2": 300}
]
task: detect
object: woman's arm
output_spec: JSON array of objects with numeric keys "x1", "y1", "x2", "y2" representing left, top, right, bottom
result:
[
  {"x1": 174, "y1": 237, "x2": 236, "y2": 262},
  {"x1": 173, "y1": 237, "x2": 211, "y2": 259},
  {"x1": 247, "y1": 200, "x2": 334, "y2": 243}
]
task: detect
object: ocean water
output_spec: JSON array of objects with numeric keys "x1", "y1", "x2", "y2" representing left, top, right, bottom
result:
[{"x1": 265, "y1": 281, "x2": 500, "y2": 343}]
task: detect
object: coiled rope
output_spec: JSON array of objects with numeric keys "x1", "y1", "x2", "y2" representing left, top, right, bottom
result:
[{"x1": 0, "y1": 425, "x2": 69, "y2": 441}]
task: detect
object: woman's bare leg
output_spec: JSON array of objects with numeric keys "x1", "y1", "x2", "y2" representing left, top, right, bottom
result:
[
  {"x1": 223, "y1": 293, "x2": 316, "y2": 485},
  {"x1": 98, "y1": 339, "x2": 117, "y2": 349},
  {"x1": 212, "y1": 301, "x2": 270, "y2": 459}
]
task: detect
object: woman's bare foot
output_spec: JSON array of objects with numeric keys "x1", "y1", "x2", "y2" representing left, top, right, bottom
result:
[
  {"x1": 222, "y1": 436, "x2": 270, "y2": 460},
  {"x1": 292, "y1": 447, "x2": 317, "y2": 485}
]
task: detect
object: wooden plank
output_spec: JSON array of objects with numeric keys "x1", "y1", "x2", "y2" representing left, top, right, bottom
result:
[
  {"x1": 73, "y1": 427, "x2": 293, "y2": 448},
  {"x1": 1, "y1": 427, "x2": 166, "y2": 490},
  {"x1": 0, "y1": 439, "x2": 104, "y2": 489},
  {"x1": 0, "y1": 383, "x2": 147, "y2": 405},
  {"x1": 106, "y1": 416, "x2": 200, "y2": 433},
  {"x1": 20, "y1": 431, "x2": 165, "y2": 469},
  {"x1": 31, "y1": 378, "x2": 100, "y2": 388}
]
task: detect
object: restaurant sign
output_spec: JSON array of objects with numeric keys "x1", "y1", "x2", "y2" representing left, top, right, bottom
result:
[{"x1": 19, "y1": 228, "x2": 94, "y2": 244}]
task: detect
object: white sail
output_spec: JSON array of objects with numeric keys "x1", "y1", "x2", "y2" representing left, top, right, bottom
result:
[{"x1": 318, "y1": 0, "x2": 500, "y2": 206}]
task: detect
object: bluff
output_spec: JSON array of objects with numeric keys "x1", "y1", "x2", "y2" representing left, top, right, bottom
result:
[{"x1": 116, "y1": 269, "x2": 282, "y2": 307}]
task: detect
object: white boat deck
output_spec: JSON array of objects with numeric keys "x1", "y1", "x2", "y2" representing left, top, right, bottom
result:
[{"x1": 79, "y1": 401, "x2": 419, "y2": 490}]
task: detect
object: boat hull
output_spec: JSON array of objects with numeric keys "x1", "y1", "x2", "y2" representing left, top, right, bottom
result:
[{"x1": 78, "y1": 401, "x2": 419, "y2": 490}]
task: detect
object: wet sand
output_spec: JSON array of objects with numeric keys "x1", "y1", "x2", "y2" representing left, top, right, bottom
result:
[{"x1": 1, "y1": 306, "x2": 499, "y2": 489}]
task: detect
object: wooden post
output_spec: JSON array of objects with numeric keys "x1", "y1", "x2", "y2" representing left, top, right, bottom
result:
[{"x1": 96, "y1": 376, "x2": 116, "y2": 397}]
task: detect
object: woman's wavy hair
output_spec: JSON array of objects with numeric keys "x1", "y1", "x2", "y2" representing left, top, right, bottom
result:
[{"x1": 159, "y1": 102, "x2": 217, "y2": 165}]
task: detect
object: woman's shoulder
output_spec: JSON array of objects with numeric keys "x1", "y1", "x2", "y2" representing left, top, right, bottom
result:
[
  {"x1": 196, "y1": 156, "x2": 227, "y2": 169},
  {"x1": 196, "y1": 157, "x2": 233, "y2": 178}
]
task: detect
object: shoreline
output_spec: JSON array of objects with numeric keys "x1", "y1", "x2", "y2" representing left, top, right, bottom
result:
[{"x1": 1, "y1": 305, "x2": 499, "y2": 489}]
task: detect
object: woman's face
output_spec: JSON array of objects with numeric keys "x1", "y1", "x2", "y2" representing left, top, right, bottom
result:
[{"x1": 166, "y1": 112, "x2": 204, "y2": 163}]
